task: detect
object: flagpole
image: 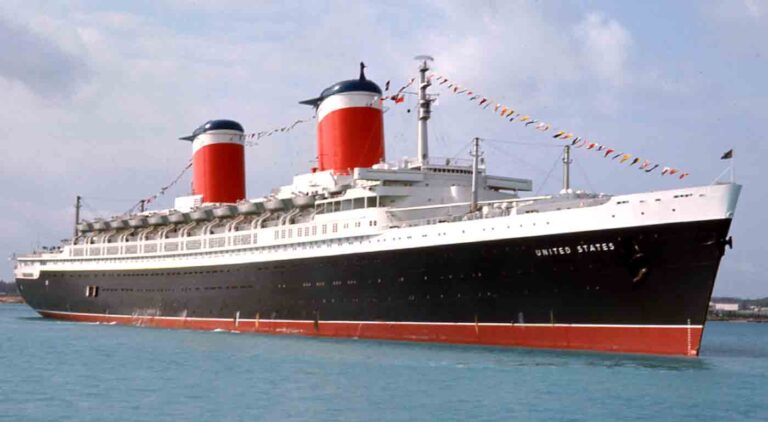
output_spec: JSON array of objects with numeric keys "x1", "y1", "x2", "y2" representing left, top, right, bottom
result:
[
  {"x1": 731, "y1": 151, "x2": 735, "y2": 183},
  {"x1": 710, "y1": 167, "x2": 730, "y2": 185}
]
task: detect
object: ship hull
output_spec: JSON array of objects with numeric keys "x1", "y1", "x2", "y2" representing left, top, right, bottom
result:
[{"x1": 17, "y1": 218, "x2": 732, "y2": 356}]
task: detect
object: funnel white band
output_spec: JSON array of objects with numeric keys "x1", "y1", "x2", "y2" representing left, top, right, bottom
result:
[
  {"x1": 317, "y1": 91, "x2": 382, "y2": 122},
  {"x1": 192, "y1": 130, "x2": 245, "y2": 154}
]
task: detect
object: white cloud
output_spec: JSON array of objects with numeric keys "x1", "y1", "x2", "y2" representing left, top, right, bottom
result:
[
  {"x1": 0, "y1": 17, "x2": 89, "y2": 97},
  {"x1": 420, "y1": 1, "x2": 581, "y2": 106},
  {"x1": 701, "y1": 0, "x2": 768, "y2": 57},
  {"x1": 574, "y1": 12, "x2": 632, "y2": 88},
  {"x1": 744, "y1": 0, "x2": 763, "y2": 18}
]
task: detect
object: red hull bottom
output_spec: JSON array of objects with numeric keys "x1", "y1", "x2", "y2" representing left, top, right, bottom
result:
[{"x1": 38, "y1": 310, "x2": 703, "y2": 357}]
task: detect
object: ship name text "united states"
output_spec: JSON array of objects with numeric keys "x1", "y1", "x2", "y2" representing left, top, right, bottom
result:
[{"x1": 534, "y1": 242, "x2": 615, "y2": 257}]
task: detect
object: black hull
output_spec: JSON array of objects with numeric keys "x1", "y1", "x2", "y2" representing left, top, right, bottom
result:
[{"x1": 18, "y1": 219, "x2": 731, "y2": 328}]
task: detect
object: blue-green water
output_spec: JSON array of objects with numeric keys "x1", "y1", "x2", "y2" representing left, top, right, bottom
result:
[{"x1": 1, "y1": 304, "x2": 766, "y2": 421}]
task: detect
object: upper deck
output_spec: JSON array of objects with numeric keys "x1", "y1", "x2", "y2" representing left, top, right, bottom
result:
[{"x1": 14, "y1": 183, "x2": 740, "y2": 279}]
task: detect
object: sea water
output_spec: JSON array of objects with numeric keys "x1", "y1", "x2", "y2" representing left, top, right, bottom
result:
[{"x1": 1, "y1": 304, "x2": 766, "y2": 421}]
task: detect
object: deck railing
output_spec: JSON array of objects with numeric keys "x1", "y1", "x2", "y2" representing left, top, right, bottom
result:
[
  {"x1": 62, "y1": 196, "x2": 561, "y2": 259},
  {"x1": 68, "y1": 228, "x2": 262, "y2": 259}
]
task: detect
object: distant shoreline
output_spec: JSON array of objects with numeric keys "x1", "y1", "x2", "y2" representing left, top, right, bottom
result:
[
  {"x1": 1, "y1": 295, "x2": 765, "y2": 324},
  {"x1": 708, "y1": 315, "x2": 768, "y2": 323},
  {"x1": 0, "y1": 295, "x2": 24, "y2": 304}
]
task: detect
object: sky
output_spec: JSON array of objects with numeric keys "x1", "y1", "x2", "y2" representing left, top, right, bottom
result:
[{"x1": 0, "y1": 0, "x2": 766, "y2": 297}]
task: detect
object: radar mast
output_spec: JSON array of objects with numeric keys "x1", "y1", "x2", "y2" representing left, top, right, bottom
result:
[{"x1": 414, "y1": 55, "x2": 434, "y2": 167}]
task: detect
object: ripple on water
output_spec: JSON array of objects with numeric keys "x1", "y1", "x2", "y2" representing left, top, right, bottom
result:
[{"x1": 2, "y1": 307, "x2": 767, "y2": 421}]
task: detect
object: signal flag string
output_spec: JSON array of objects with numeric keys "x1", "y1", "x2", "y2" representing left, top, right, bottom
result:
[
  {"x1": 427, "y1": 72, "x2": 689, "y2": 180},
  {"x1": 125, "y1": 159, "x2": 193, "y2": 215},
  {"x1": 381, "y1": 78, "x2": 416, "y2": 104},
  {"x1": 240, "y1": 116, "x2": 316, "y2": 146}
]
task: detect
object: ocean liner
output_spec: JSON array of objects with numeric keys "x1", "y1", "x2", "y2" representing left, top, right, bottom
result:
[{"x1": 14, "y1": 58, "x2": 741, "y2": 356}]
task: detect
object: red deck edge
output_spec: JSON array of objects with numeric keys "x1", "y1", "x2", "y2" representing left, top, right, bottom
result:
[{"x1": 39, "y1": 311, "x2": 703, "y2": 357}]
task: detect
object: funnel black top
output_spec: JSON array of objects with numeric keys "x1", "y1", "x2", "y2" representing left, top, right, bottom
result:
[
  {"x1": 300, "y1": 63, "x2": 381, "y2": 107},
  {"x1": 179, "y1": 119, "x2": 244, "y2": 141}
]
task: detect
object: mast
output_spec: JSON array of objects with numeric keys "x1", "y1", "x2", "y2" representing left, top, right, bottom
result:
[
  {"x1": 415, "y1": 55, "x2": 434, "y2": 166},
  {"x1": 562, "y1": 145, "x2": 572, "y2": 193},
  {"x1": 74, "y1": 195, "x2": 82, "y2": 237},
  {"x1": 470, "y1": 137, "x2": 481, "y2": 213}
]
